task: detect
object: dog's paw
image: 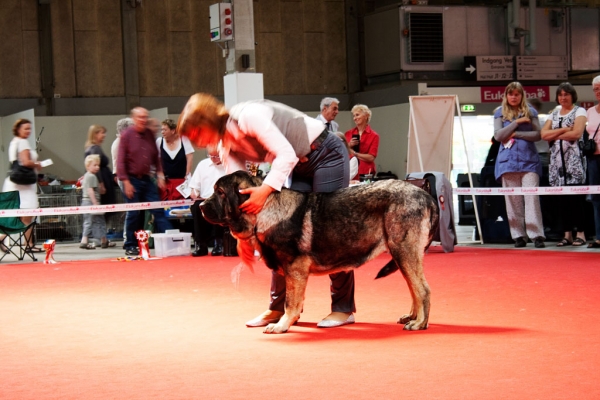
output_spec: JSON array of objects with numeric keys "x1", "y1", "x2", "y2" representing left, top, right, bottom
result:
[
  {"x1": 398, "y1": 314, "x2": 428, "y2": 330},
  {"x1": 400, "y1": 319, "x2": 428, "y2": 331},
  {"x1": 397, "y1": 314, "x2": 414, "y2": 325},
  {"x1": 263, "y1": 322, "x2": 289, "y2": 334}
]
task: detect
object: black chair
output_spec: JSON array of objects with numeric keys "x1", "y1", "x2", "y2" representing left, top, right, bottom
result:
[{"x1": 0, "y1": 191, "x2": 38, "y2": 262}]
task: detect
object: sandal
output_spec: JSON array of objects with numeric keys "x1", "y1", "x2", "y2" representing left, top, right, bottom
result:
[
  {"x1": 26, "y1": 246, "x2": 45, "y2": 253},
  {"x1": 587, "y1": 241, "x2": 600, "y2": 248},
  {"x1": 556, "y1": 238, "x2": 572, "y2": 247},
  {"x1": 572, "y1": 238, "x2": 586, "y2": 247},
  {"x1": 79, "y1": 243, "x2": 96, "y2": 250},
  {"x1": 101, "y1": 241, "x2": 116, "y2": 249}
]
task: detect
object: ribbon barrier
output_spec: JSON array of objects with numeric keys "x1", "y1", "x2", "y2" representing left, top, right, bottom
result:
[
  {"x1": 2, "y1": 186, "x2": 600, "y2": 218},
  {"x1": 0, "y1": 199, "x2": 194, "y2": 218},
  {"x1": 453, "y1": 185, "x2": 600, "y2": 196}
]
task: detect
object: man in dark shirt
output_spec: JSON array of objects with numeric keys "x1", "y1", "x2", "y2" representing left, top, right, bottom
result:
[{"x1": 117, "y1": 107, "x2": 172, "y2": 255}]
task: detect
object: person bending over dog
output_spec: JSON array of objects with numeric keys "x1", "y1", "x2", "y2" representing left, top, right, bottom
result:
[{"x1": 177, "y1": 93, "x2": 355, "y2": 328}]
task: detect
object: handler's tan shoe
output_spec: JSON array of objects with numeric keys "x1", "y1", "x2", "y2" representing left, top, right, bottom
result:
[
  {"x1": 245, "y1": 310, "x2": 284, "y2": 327},
  {"x1": 317, "y1": 312, "x2": 355, "y2": 328}
]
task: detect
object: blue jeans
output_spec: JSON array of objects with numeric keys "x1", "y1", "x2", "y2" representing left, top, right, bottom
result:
[{"x1": 123, "y1": 176, "x2": 172, "y2": 250}]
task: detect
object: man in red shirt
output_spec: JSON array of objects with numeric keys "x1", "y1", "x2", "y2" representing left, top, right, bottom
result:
[{"x1": 117, "y1": 107, "x2": 172, "y2": 256}]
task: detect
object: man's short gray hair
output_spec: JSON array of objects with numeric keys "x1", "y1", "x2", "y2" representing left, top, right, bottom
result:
[
  {"x1": 116, "y1": 117, "x2": 134, "y2": 136},
  {"x1": 593, "y1": 75, "x2": 600, "y2": 86},
  {"x1": 320, "y1": 97, "x2": 340, "y2": 111}
]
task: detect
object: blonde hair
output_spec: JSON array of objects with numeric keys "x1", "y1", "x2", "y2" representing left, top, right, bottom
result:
[
  {"x1": 84, "y1": 154, "x2": 100, "y2": 168},
  {"x1": 351, "y1": 104, "x2": 372, "y2": 123},
  {"x1": 84, "y1": 125, "x2": 106, "y2": 148},
  {"x1": 501, "y1": 82, "x2": 532, "y2": 121}
]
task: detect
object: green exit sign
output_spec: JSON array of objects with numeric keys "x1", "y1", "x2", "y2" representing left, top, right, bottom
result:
[{"x1": 461, "y1": 104, "x2": 476, "y2": 112}]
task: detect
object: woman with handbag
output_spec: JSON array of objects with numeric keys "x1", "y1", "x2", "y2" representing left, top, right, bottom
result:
[
  {"x1": 541, "y1": 82, "x2": 588, "y2": 247},
  {"x1": 1, "y1": 118, "x2": 45, "y2": 253},
  {"x1": 585, "y1": 76, "x2": 600, "y2": 248}
]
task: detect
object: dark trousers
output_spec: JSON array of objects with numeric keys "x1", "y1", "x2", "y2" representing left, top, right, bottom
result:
[
  {"x1": 556, "y1": 193, "x2": 587, "y2": 234},
  {"x1": 123, "y1": 176, "x2": 172, "y2": 250},
  {"x1": 269, "y1": 133, "x2": 356, "y2": 313},
  {"x1": 588, "y1": 156, "x2": 600, "y2": 239},
  {"x1": 191, "y1": 199, "x2": 224, "y2": 247}
]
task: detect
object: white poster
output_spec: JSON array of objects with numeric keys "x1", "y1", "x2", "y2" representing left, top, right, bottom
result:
[{"x1": 407, "y1": 95, "x2": 456, "y2": 177}]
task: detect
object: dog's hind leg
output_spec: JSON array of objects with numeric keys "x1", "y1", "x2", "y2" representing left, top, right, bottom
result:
[
  {"x1": 263, "y1": 259, "x2": 310, "y2": 334},
  {"x1": 388, "y1": 220, "x2": 431, "y2": 331}
]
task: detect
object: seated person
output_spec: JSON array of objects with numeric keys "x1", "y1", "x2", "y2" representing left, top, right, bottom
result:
[{"x1": 189, "y1": 146, "x2": 226, "y2": 256}]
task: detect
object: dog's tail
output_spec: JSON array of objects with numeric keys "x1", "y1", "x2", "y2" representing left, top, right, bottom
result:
[{"x1": 375, "y1": 260, "x2": 399, "y2": 279}]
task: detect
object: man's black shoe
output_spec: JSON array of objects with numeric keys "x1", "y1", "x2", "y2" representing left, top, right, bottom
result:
[
  {"x1": 192, "y1": 245, "x2": 209, "y2": 257},
  {"x1": 125, "y1": 248, "x2": 139, "y2": 256},
  {"x1": 211, "y1": 245, "x2": 223, "y2": 256}
]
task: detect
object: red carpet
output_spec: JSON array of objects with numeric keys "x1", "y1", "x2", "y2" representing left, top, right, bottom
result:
[{"x1": 0, "y1": 247, "x2": 599, "y2": 399}]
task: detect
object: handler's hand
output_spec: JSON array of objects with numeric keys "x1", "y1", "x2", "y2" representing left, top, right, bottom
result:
[{"x1": 239, "y1": 184, "x2": 275, "y2": 214}]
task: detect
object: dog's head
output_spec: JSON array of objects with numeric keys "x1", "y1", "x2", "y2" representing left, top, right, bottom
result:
[{"x1": 200, "y1": 170, "x2": 263, "y2": 239}]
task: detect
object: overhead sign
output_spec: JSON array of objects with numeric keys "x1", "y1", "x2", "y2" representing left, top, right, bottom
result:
[
  {"x1": 481, "y1": 85, "x2": 551, "y2": 103},
  {"x1": 516, "y1": 56, "x2": 568, "y2": 80},
  {"x1": 461, "y1": 104, "x2": 476, "y2": 112},
  {"x1": 464, "y1": 56, "x2": 515, "y2": 82}
]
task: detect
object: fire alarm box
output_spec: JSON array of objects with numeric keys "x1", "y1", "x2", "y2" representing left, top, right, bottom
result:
[{"x1": 209, "y1": 3, "x2": 233, "y2": 42}]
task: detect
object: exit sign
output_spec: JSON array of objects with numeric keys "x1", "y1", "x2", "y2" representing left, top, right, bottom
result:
[{"x1": 461, "y1": 104, "x2": 476, "y2": 112}]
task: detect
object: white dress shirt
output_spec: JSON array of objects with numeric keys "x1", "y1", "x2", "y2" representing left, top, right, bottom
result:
[
  {"x1": 222, "y1": 101, "x2": 325, "y2": 191},
  {"x1": 189, "y1": 157, "x2": 227, "y2": 199}
]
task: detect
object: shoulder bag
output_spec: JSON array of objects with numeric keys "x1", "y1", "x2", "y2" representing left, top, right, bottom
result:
[
  {"x1": 581, "y1": 123, "x2": 599, "y2": 158},
  {"x1": 9, "y1": 160, "x2": 37, "y2": 185}
]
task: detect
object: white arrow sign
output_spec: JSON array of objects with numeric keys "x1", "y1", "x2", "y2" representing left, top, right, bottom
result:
[{"x1": 465, "y1": 64, "x2": 476, "y2": 74}]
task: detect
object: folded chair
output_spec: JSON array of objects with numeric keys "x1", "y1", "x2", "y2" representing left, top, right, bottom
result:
[{"x1": 0, "y1": 191, "x2": 38, "y2": 262}]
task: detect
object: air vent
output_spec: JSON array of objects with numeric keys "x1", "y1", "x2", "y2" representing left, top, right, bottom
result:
[{"x1": 408, "y1": 12, "x2": 444, "y2": 63}]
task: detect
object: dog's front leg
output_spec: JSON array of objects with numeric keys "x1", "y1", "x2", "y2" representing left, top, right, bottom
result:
[{"x1": 264, "y1": 263, "x2": 309, "y2": 334}]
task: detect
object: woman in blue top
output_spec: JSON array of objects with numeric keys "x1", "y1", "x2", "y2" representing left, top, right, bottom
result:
[{"x1": 494, "y1": 82, "x2": 545, "y2": 248}]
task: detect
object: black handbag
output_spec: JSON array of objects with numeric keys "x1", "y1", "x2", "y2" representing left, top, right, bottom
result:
[
  {"x1": 9, "y1": 160, "x2": 37, "y2": 185},
  {"x1": 581, "y1": 124, "x2": 599, "y2": 158}
]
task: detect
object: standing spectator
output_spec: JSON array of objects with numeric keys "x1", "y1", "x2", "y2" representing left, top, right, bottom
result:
[
  {"x1": 177, "y1": 93, "x2": 354, "y2": 329},
  {"x1": 345, "y1": 104, "x2": 380, "y2": 180},
  {"x1": 117, "y1": 107, "x2": 173, "y2": 256},
  {"x1": 585, "y1": 75, "x2": 600, "y2": 248},
  {"x1": 156, "y1": 118, "x2": 194, "y2": 200},
  {"x1": 84, "y1": 125, "x2": 116, "y2": 205},
  {"x1": 111, "y1": 117, "x2": 134, "y2": 191},
  {"x1": 79, "y1": 155, "x2": 114, "y2": 249},
  {"x1": 541, "y1": 82, "x2": 588, "y2": 247},
  {"x1": 188, "y1": 146, "x2": 226, "y2": 256},
  {"x1": 494, "y1": 82, "x2": 545, "y2": 248},
  {"x1": 316, "y1": 97, "x2": 339, "y2": 133},
  {"x1": 1, "y1": 119, "x2": 45, "y2": 253}
]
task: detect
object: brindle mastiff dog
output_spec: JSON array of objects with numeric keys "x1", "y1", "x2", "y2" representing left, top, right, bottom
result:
[{"x1": 200, "y1": 171, "x2": 438, "y2": 334}]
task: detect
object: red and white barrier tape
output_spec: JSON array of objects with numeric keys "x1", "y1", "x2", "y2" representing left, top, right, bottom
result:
[
  {"x1": 3, "y1": 185, "x2": 600, "y2": 217},
  {"x1": 0, "y1": 199, "x2": 195, "y2": 218},
  {"x1": 454, "y1": 185, "x2": 600, "y2": 196}
]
